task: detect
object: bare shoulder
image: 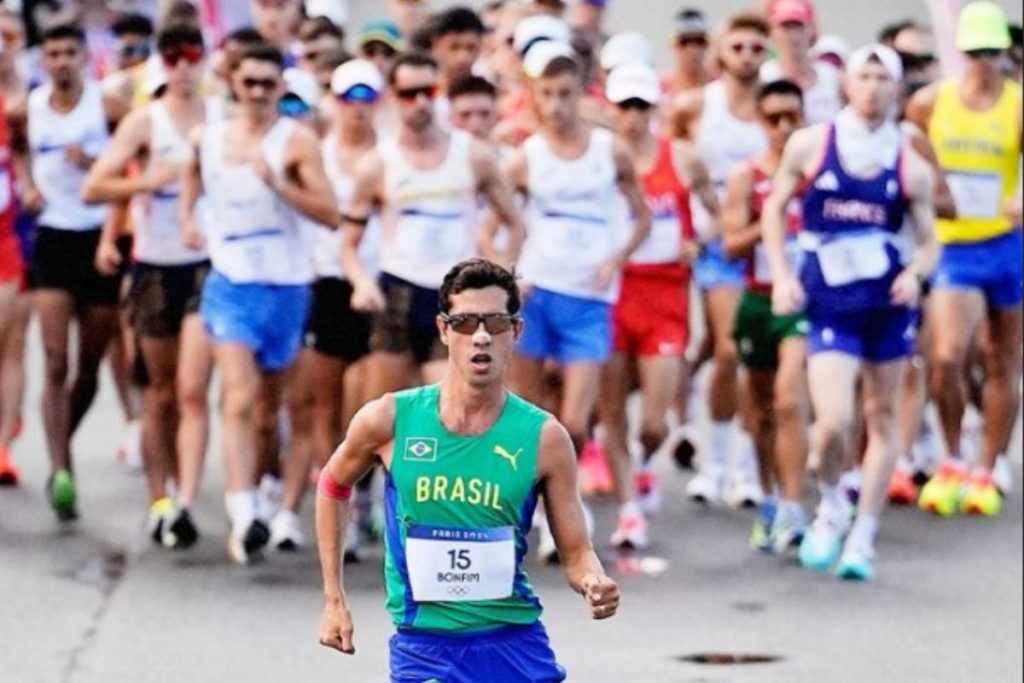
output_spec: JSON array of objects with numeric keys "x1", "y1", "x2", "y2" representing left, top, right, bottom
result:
[
  {"x1": 350, "y1": 393, "x2": 397, "y2": 441},
  {"x1": 672, "y1": 87, "x2": 705, "y2": 118},
  {"x1": 785, "y1": 124, "x2": 828, "y2": 168},
  {"x1": 537, "y1": 417, "x2": 575, "y2": 478},
  {"x1": 905, "y1": 82, "x2": 940, "y2": 129}
]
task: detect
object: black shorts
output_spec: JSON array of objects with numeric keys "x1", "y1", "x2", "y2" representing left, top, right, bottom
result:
[
  {"x1": 304, "y1": 277, "x2": 371, "y2": 363},
  {"x1": 128, "y1": 260, "x2": 211, "y2": 339},
  {"x1": 32, "y1": 226, "x2": 122, "y2": 307},
  {"x1": 370, "y1": 272, "x2": 445, "y2": 365}
]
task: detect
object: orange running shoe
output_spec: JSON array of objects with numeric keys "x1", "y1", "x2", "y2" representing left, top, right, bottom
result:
[
  {"x1": 0, "y1": 446, "x2": 19, "y2": 486},
  {"x1": 887, "y1": 468, "x2": 917, "y2": 505}
]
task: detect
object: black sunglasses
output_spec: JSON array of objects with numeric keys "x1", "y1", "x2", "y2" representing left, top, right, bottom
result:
[
  {"x1": 242, "y1": 77, "x2": 278, "y2": 91},
  {"x1": 441, "y1": 313, "x2": 520, "y2": 335},
  {"x1": 616, "y1": 98, "x2": 654, "y2": 112},
  {"x1": 395, "y1": 84, "x2": 437, "y2": 102},
  {"x1": 966, "y1": 48, "x2": 1003, "y2": 60},
  {"x1": 677, "y1": 35, "x2": 708, "y2": 48}
]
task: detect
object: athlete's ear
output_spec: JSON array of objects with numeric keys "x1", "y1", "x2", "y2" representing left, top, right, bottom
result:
[
  {"x1": 436, "y1": 314, "x2": 450, "y2": 346},
  {"x1": 512, "y1": 318, "x2": 524, "y2": 342}
]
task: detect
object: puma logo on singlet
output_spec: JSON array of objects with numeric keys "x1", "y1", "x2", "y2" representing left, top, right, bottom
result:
[{"x1": 493, "y1": 445, "x2": 522, "y2": 471}]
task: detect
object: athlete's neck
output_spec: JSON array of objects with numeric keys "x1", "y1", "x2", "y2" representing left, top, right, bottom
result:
[
  {"x1": 722, "y1": 73, "x2": 758, "y2": 117},
  {"x1": 437, "y1": 377, "x2": 506, "y2": 435},
  {"x1": 240, "y1": 110, "x2": 279, "y2": 136},
  {"x1": 963, "y1": 66, "x2": 1004, "y2": 98},
  {"x1": 336, "y1": 123, "x2": 375, "y2": 148},
  {"x1": 758, "y1": 147, "x2": 784, "y2": 174},
  {"x1": 623, "y1": 131, "x2": 655, "y2": 168},
  {"x1": 162, "y1": 88, "x2": 201, "y2": 114},
  {"x1": 778, "y1": 53, "x2": 813, "y2": 84},
  {"x1": 399, "y1": 124, "x2": 441, "y2": 150},
  {"x1": 674, "y1": 63, "x2": 705, "y2": 92},
  {"x1": 544, "y1": 116, "x2": 585, "y2": 145},
  {"x1": 50, "y1": 80, "x2": 84, "y2": 112}
]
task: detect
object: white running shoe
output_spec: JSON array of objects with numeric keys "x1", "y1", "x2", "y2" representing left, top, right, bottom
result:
[
  {"x1": 992, "y1": 455, "x2": 1014, "y2": 497},
  {"x1": 799, "y1": 502, "x2": 851, "y2": 572},
  {"x1": 227, "y1": 519, "x2": 270, "y2": 565},
  {"x1": 835, "y1": 534, "x2": 877, "y2": 581},
  {"x1": 686, "y1": 465, "x2": 726, "y2": 504},
  {"x1": 269, "y1": 509, "x2": 305, "y2": 551},
  {"x1": 635, "y1": 468, "x2": 662, "y2": 516},
  {"x1": 117, "y1": 420, "x2": 143, "y2": 473},
  {"x1": 610, "y1": 511, "x2": 649, "y2": 550},
  {"x1": 723, "y1": 464, "x2": 764, "y2": 509},
  {"x1": 256, "y1": 474, "x2": 284, "y2": 522}
]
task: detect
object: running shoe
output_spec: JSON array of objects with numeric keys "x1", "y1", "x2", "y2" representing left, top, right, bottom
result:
[
  {"x1": 918, "y1": 460, "x2": 968, "y2": 517},
  {"x1": 48, "y1": 469, "x2": 78, "y2": 521},
  {"x1": 770, "y1": 504, "x2": 807, "y2": 554},
  {"x1": 992, "y1": 455, "x2": 1014, "y2": 497},
  {"x1": 887, "y1": 468, "x2": 917, "y2": 505},
  {"x1": 839, "y1": 468, "x2": 862, "y2": 506},
  {"x1": 256, "y1": 474, "x2": 284, "y2": 522},
  {"x1": 579, "y1": 439, "x2": 614, "y2": 496},
  {"x1": 116, "y1": 420, "x2": 143, "y2": 473},
  {"x1": 724, "y1": 467, "x2": 764, "y2": 509},
  {"x1": 910, "y1": 421, "x2": 941, "y2": 485},
  {"x1": 0, "y1": 446, "x2": 19, "y2": 486},
  {"x1": 610, "y1": 511, "x2": 649, "y2": 550},
  {"x1": 835, "y1": 536, "x2": 876, "y2": 582},
  {"x1": 147, "y1": 497, "x2": 177, "y2": 545},
  {"x1": 670, "y1": 425, "x2": 698, "y2": 471},
  {"x1": 227, "y1": 519, "x2": 270, "y2": 565},
  {"x1": 960, "y1": 469, "x2": 1002, "y2": 517},
  {"x1": 686, "y1": 465, "x2": 726, "y2": 505},
  {"x1": 750, "y1": 500, "x2": 776, "y2": 552},
  {"x1": 270, "y1": 509, "x2": 306, "y2": 551},
  {"x1": 799, "y1": 503, "x2": 851, "y2": 572},
  {"x1": 635, "y1": 468, "x2": 661, "y2": 516},
  {"x1": 165, "y1": 508, "x2": 200, "y2": 549}
]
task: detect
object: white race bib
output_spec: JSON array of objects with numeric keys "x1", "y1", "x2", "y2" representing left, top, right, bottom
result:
[
  {"x1": 946, "y1": 171, "x2": 1002, "y2": 220},
  {"x1": 402, "y1": 211, "x2": 468, "y2": 261},
  {"x1": 536, "y1": 211, "x2": 609, "y2": 268},
  {"x1": 405, "y1": 525, "x2": 516, "y2": 603},
  {"x1": 817, "y1": 232, "x2": 891, "y2": 287}
]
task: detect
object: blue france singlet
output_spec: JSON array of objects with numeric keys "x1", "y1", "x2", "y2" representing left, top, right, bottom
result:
[{"x1": 799, "y1": 124, "x2": 907, "y2": 314}]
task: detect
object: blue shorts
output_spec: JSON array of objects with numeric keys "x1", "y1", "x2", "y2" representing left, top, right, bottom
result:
[
  {"x1": 807, "y1": 306, "x2": 917, "y2": 363},
  {"x1": 692, "y1": 238, "x2": 745, "y2": 290},
  {"x1": 199, "y1": 270, "x2": 311, "y2": 371},
  {"x1": 517, "y1": 287, "x2": 611, "y2": 364},
  {"x1": 931, "y1": 229, "x2": 1023, "y2": 309},
  {"x1": 389, "y1": 622, "x2": 566, "y2": 683}
]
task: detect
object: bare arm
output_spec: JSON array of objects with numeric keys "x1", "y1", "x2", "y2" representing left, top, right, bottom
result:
[
  {"x1": 340, "y1": 152, "x2": 385, "y2": 312},
  {"x1": 610, "y1": 139, "x2": 652, "y2": 267},
  {"x1": 670, "y1": 89, "x2": 703, "y2": 141},
  {"x1": 81, "y1": 107, "x2": 153, "y2": 203},
  {"x1": 179, "y1": 126, "x2": 205, "y2": 250},
  {"x1": 94, "y1": 201, "x2": 129, "y2": 276},
  {"x1": 472, "y1": 141, "x2": 525, "y2": 267},
  {"x1": 720, "y1": 164, "x2": 758, "y2": 260},
  {"x1": 6, "y1": 95, "x2": 42, "y2": 215},
  {"x1": 890, "y1": 145, "x2": 939, "y2": 307},
  {"x1": 672, "y1": 140, "x2": 718, "y2": 221},
  {"x1": 538, "y1": 419, "x2": 620, "y2": 619},
  {"x1": 316, "y1": 395, "x2": 396, "y2": 655},
  {"x1": 267, "y1": 126, "x2": 341, "y2": 228}
]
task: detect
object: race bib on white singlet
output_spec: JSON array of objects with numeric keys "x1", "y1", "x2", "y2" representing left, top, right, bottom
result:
[
  {"x1": 402, "y1": 210, "x2": 468, "y2": 261},
  {"x1": 817, "y1": 232, "x2": 891, "y2": 287},
  {"x1": 405, "y1": 525, "x2": 516, "y2": 603},
  {"x1": 535, "y1": 212, "x2": 609, "y2": 269},
  {"x1": 946, "y1": 171, "x2": 1002, "y2": 220}
]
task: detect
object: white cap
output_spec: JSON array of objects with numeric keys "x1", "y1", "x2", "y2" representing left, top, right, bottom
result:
[
  {"x1": 813, "y1": 34, "x2": 851, "y2": 62},
  {"x1": 143, "y1": 54, "x2": 167, "y2": 96},
  {"x1": 304, "y1": 0, "x2": 348, "y2": 26},
  {"x1": 330, "y1": 58, "x2": 384, "y2": 95},
  {"x1": 523, "y1": 40, "x2": 574, "y2": 80},
  {"x1": 846, "y1": 44, "x2": 903, "y2": 83},
  {"x1": 513, "y1": 15, "x2": 571, "y2": 56},
  {"x1": 283, "y1": 67, "x2": 321, "y2": 106},
  {"x1": 606, "y1": 62, "x2": 661, "y2": 104},
  {"x1": 599, "y1": 32, "x2": 653, "y2": 71}
]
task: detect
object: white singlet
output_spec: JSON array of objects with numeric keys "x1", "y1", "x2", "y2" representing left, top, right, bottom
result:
[
  {"x1": 377, "y1": 130, "x2": 477, "y2": 289},
  {"x1": 131, "y1": 99, "x2": 219, "y2": 266},
  {"x1": 519, "y1": 127, "x2": 621, "y2": 302},
  {"x1": 692, "y1": 80, "x2": 767, "y2": 238},
  {"x1": 199, "y1": 117, "x2": 314, "y2": 285},
  {"x1": 315, "y1": 133, "x2": 381, "y2": 280},
  {"x1": 760, "y1": 60, "x2": 843, "y2": 126},
  {"x1": 28, "y1": 80, "x2": 109, "y2": 230}
]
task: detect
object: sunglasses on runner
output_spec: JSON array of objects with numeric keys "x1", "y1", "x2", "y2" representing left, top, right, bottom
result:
[
  {"x1": 120, "y1": 41, "x2": 151, "y2": 61},
  {"x1": 162, "y1": 44, "x2": 203, "y2": 67},
  {"x1": 395, "y1": 84, "x2": 437, "y2": 102},
  {"x1": 762, "y1": 109, "x2": 801, "y2": 127},
  {"x1": 616, "y1": 98, "x2": 654, "y2": 112},
  {"x1": 677, "y1": 35, "x2": 708, "y2": 48},
  {"x1": 338, "y1": 84, "x2": 380, "y2": 103},
  {"x1": 279, "y1": 94, "x2": 312, "y2": 117},
  {"x1": 965, "y1": 48, "x2": 1002, "y2": 60},
  {"x1": 728, "y1": 41, "x2": 766, "y2": 56},
  {"x1": 242, "y1": 77, "x2": 278, "y2": 91},
  {"x1": 441, "y1": 313, "x2": 520, "y2": 335}
]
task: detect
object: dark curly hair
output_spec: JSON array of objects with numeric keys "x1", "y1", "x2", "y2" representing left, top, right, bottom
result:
[{"x1": 439, "y1": 259, "x2": 521, "y2": 315}]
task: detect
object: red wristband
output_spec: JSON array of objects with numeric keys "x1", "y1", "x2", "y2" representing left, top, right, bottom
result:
[{"x1": 318, "y1": 469, "x2": 353, "y2": 501}]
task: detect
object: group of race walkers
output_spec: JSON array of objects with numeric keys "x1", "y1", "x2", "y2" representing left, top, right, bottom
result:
[{"x1": 0, "y1": 0, "x2": 1020, "y2": 679}]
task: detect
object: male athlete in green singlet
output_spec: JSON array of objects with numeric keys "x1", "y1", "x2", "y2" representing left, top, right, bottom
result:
[{"x1": 315, "y1": 258, "x2": 619, "y2": 682}]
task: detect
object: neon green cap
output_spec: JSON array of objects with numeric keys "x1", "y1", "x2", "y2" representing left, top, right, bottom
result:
[{"x1": 957, "y1": 1, "x2": 1011, "y2": 52}]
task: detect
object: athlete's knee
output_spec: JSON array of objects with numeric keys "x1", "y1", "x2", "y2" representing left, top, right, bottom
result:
[
  {"x1": 43, "y1": 349, "x2": 69, "y2": 386},
  {"x1": 147, "y1": 380, "x2": 177, "y2": 410},
  {"x1": 773, "y1": 393, "x2": 802, "y2": 427},
  {"x1": 712, "y1": 341, "x2": 739, "y2": 370},
  {"x1": 221, "y1": 382, "x2": 256, "y2": 422},
  {"x1": 178, "y1": 381, "x2": 208, "y2": 417}
]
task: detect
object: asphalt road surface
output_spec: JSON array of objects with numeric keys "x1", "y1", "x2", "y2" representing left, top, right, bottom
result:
[{"x1": 1, "y1": 321, "x2": 1021, "y2": 683}]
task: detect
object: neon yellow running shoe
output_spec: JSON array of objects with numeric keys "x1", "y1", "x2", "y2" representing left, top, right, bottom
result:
[
  {"x1": 961, "y1": 470, "x2": 1002, "y2": 517},
  {"x1": 918, "y1": 460, "x2": 967, "y2": 517}
]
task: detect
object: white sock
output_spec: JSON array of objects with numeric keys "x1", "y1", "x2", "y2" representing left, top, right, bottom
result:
[
  {"x1": 818, "y1": 483, "x2": 845, "y2": 514},
  {"x1": 619, "y1": 500, "x2": 641, "y2": 518},
  {"x1": 895, "y1": 456, "x2": 913, "y2": 474},
  {"x1": 778, "y1": 499, "x2": 806, "y2": 524},
  {"x1": 710, "y1": 421, "x2": 733, "y2": 469},
  {"x1": 225, "y1": 489, "x2": 257, "y2": 527},
  {"x1": 848, "y1": 514, "x2": 879, "y2": 549}
]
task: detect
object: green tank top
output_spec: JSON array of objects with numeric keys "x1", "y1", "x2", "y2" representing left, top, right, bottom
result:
[{"x1": 383, "y1": 383, "x2": 548, "y2": 632}]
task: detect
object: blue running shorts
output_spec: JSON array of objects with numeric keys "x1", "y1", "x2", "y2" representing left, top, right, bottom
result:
[
  {"x1": 200, "y1": 270, "x2": 311, "y2": 371},
  {"x1": 692, "y1": 237, "x2": 745, "y2": 290},
  {"x1": 807, "y1": 306, "x2": 918, "y2": 363},
  {"x1": 389, "y1": 622, "x2": 567, "y2": 683},
  {"x1": 931, "y1": 229, "x2": 1023, "y2": 309},
  {"x1": 517, "y1": 287, "x2": 611, "y2": 364}
]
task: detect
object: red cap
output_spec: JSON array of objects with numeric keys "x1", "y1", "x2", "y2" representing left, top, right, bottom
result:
[{"x1": 769, "y1": 0, "x2": 815, "y2": 26}]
